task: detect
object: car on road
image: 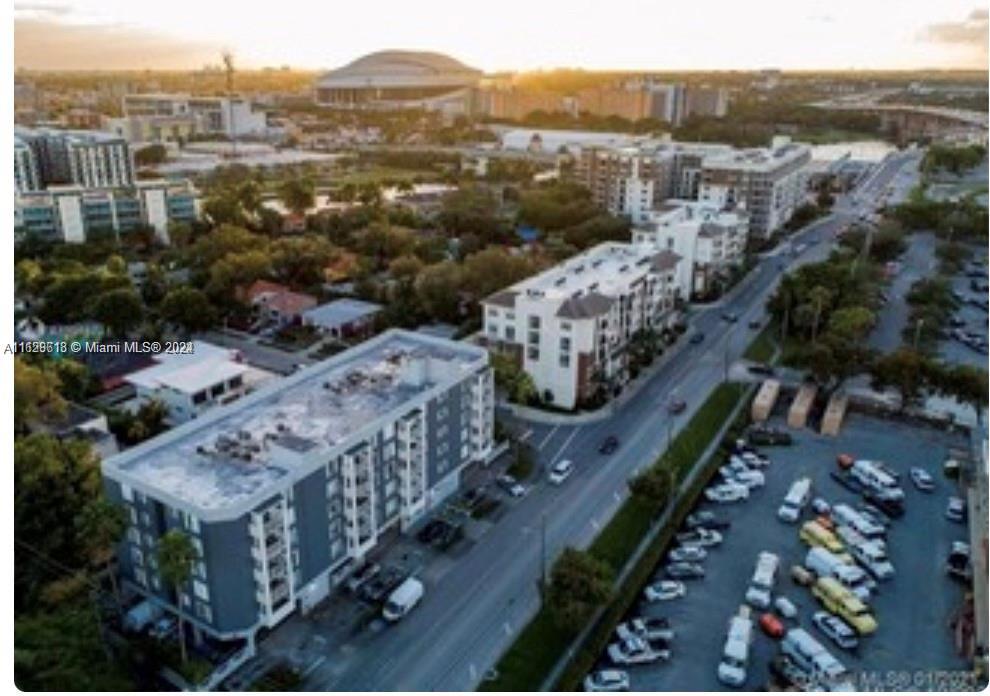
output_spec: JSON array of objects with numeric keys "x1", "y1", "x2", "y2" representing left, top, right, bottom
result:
[
  {"x1": 689, "y1": 332, "x2": 705, "y2": 344},
  {"x1": 947, "y1": 542, "x2": 972, "y2": 582},
  {"x1": 910, "y1": 467, "x2": 934, "y2": 492},
  {"x1": 496, "y1": 474, "x2": 526, "y2": 498},
  {"x1": 583, "y1": 669, "x2": 630, "y2": 692},
  {"x1": 617, "y1": 617, "x2": 675, "y2": 643},
  {"x1": 599, "y1": 436, "x2": 620, "y2": 455},
  {"x1": 548, "y1": 460, "x2": 574, "y2": 485},
  {"x1": 684, "y1": 511, "x2": 731, "y2": 531},
  {"x1": 748, "y1": 318, "x2": 763, "y2": 330},
  {"x1": 643, "y1": 580, "x2": 686, "y2": 602},
  {"x1": 607, "y1": 636, "x2": 668, "y2": 665},
  {"x1": 946, "y1": 497, "x2": 967, "y2": 523},
  {"x1": 668, "y1": 398, "x2": 687, "y2": 415},
  {"x1": 668, "y1": 545, "x2": 707, "y2": 563},
  {"x1": 676, "y1": 528, "x2": 723, "y2": 547},
  {"x1": 759, "y1": 612, "x2": 785, "y2": 639},
  {"x1": 721, "y1": 311, "x2": 739, "y2": 323},
  {"x1": 664, "y1": 562, "x2": 705, "y2": 580},
  {"x1": 811, "y1": 611, "x2": 859, "y2": 651},
  {"x1": 705, "y1": 482, "x2": 750, "y2": 503}
]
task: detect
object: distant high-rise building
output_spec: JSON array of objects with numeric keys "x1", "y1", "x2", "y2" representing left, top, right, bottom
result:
[
  {"x1": 685, "y1": 86, "x2": 730, "y2": 119},
  {"x1": 14, "y1": 134, "x2": 40, "y2": 194}
]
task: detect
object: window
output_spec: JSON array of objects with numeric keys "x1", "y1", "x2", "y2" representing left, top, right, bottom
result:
[
  {"x1": 210, "y1": 383, "x2": 225, "y2": 398},
  {"x1": 192, "y1": 390, "x2": 207, "y2": 405},
  {"x1": 487, "y1": 324, "x2": 498, "y2": 336},
  {"x1": 131, "y1": 548, "x2": 144, "y2": 566},
  {"x1": 527, "y1": 346, "x2": 540, "y2": 360},
  {"x1": 194, "y1": 580, "x2": 210, "y2": 601},
  {"x1": 228, "y1": 375, "x2": 243, "y2": 390},
  {"x1": 134, "y1": 568, "x2": 148, "y2": 587},
  {"x1": 487, "y1": 307, "x2": 499, "y2": 317},
  {"x1": 121, "y1": 484, "x2": 133, "y2": 502},
  {"x1": 528, "y1": 315, "x2": 540, "y2": 329},
  {"x1": 505, "y1": 326, "x2": 515, "y2": 341},
  {"x1": 127, "y1": 528, "x2": 140, "y2": 544},
  {"x1": 559, "y1": 337, "x2": 571, "y2": 351},
  {"x1": 559, "y1": 354, "x2": 571, "y2": 368},
  {"x1": 560, "y1": 322, "x2": 571, "y2": 331}
]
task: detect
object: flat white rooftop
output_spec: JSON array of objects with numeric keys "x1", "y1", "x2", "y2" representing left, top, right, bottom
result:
[{"x1": 104, "y1": 330, "x2": 486, "y2": 518}]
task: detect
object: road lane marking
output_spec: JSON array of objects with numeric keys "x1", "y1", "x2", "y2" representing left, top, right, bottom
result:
[
  {"x1": 590, "y1": 518, "x2": 600, "y2": 531},
  {"x1": 550, "y1": 427, "x2": 582, "y2": 465},
  {"x1": 302, "y1": 656, "x2": 327, "y2": 678},
  {"x1": 536, "y1": 424, "x2": 559, "y2": 450}
]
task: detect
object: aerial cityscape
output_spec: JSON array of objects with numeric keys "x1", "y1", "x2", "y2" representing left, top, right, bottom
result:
[{"x1": 9, "y1": 1, "x2": 990, "y2": 692}]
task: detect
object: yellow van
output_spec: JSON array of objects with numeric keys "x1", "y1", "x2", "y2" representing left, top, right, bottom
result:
[
  {"x1": 812, "y1": 577, "x2": 878, "y2": 635},
  {"x1": 800, "y1": 520, "x2": 847, "y2": 556}
]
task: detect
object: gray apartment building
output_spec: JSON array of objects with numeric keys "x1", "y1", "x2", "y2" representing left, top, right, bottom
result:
[
  {"x1": 101, "y1": 330, "x2": 494, "y2": 643},
  {"x1": 14, "y1": 126, "x2": 134, "y2": 192}
]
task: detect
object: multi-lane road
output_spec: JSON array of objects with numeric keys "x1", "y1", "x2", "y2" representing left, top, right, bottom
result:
[{"x1": 293, "y1": 152, "x2": 920, "y2": 691}]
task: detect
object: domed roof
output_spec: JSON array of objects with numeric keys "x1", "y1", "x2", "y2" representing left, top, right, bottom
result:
[{"x1": 317, "y1": 50, "x2": 482, "y2": 90}]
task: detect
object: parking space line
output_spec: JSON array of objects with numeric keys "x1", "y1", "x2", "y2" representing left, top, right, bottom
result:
[{"x1": 302, "y1": 656, "x2": 326, "y2": 678}]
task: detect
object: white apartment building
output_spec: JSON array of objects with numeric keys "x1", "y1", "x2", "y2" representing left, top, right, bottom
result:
[
  {"x1": 482, "y1": 243, "x2": 684, "y2": 409},
  {"x1": 125, "y1": 342, "x2": 268, "y2": 424},
  {"x1": 121, "y1": 94, "x2": 268, "y2": 139},
  {"x1": 699, "y1": 136, "x2": 812, "y2": 239},
  {"x1": 15, "y1": 126, "x2": 134, "y2": 191},
  {"x1": 633, "y1": 201, "x2": 750, "y2": 297}
]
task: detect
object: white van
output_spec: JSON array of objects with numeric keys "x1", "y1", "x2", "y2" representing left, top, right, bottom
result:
[
  {"x1": 777, "y1": 478, "x2": 812, "y2": 523},
  {"x1": 745, "y1": 552, "x2": 780, "y2": 608},
  {"x1": 805, "y1": 547, "x2": 873, "y2": 600},
  {"x1": 832, "y1": 503, "x2": 884, "y2": 539},
  {"x1": 850, "y1": 541, "x2": 895, "y2": 582},
  {"x1": 382, "y1": 577, "x2": 425, "y2": 622},
  {"x1": 780, "y1": 628, "x2": 852, "y2": 690},
  {"x1": 717, "y1": 606, "x2": 754, "y2": 687},
  {"x1": 850, "y1": 460, "x2": 903, "y2": 500}
]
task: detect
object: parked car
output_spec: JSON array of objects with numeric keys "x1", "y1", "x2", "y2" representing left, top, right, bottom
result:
[
  {"x1": 811, "y1": 611, "x2": 859, "y2": 651},
  {"x1": 811, "y1": 497, "x2": 831, "y2": 516},
  {"x1": 548, "y1": 460, "x2": 574, "y2": 485},
  {"x1": 747, "y1": 363, "x2": 775, "y2": 376},
  {"x1": 496, "y1": 474, "x2": 526, "y2": 498},
  {"x1": 345, "y1": 561, "x2": 381, "y2": 594},
  {"x1": 684, "y1": 511, "x2": 731, "y2": 531},
  {"x1": 705, "y1": 482, "x2": 750, "y2": 503},
  {"x1": 690, "y1": 332, "x2": 705, "y2": 344},
  {"x1": 722, "y1": 311, "x2": 739, "y2": 323},
  {"x1": 664, "y1": 562, "x2": 705, "y2": 580},
  {"x1": 863, "y1": 490, "x2": 904, "y2": 518},
  {"x1": 791, "y1": 565, "x2": 815, "y2": 587},
  {"x1": 676, "y1": 528, "x2": 723, "y2": 547},
  {"x1": 668, "y1": 398, "x2": 687, "y2": 415},
  {"x1": 830, "y1": 471, "x2": 865, "y2": 494},
  {"x1": 583, "y1": 670, "x2": 630, "y2": 692},
  {"x1": 774, "y1": 597, "x2": 798, "y2": 619},
  {"x1": 599, "y1": 436, "x2": 620, "y2": 455},
  {"x1": 643, "y1": 580, "x2": 687, "y2": 602},
  {"x1": 739, "y1": 451, "x2": 770, "y2": 469},
  {"x1": 748, "y1": 318, "x2": 763, "y2": 330},
  {"x1": 728, "y1": 469, "x2": 765, "y2": 490},
  {"x1": 759, "y1": 612, "x2": 785, "y2": 639},
  {"x1": 607, "y1": 636, "x2": 668, "y2": 665},
  {"x1": 946, "y1": 542, "x2": 973, "y2": 582},
  {"x1": 416, "y1": 520, "x2": 446, "y2": 545},
  {"x1": 617, "y1": 616, "x2": 674, "y2": 643},
  {"x1": 946, "y1": 497, "x2": 967, "y2": 523},
  {"x1": 910, "y1": 467, "x2": 935, "y2": 492},
  {"x1": 668, "y1": 545, "x2": 707, "y2": 563}
]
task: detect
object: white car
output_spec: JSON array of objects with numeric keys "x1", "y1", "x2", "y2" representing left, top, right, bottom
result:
[
  {"x1": 668, "y1": 545, "x2": 707, "y2": 563},
  {"x1": 728, "y1": 470, "x2": 765, "y2": 490},
  {"x1": 705, "y1": 483, "x2": 750, "y2": 503},
  {"x1": 607, "y1": 636, "x2": 668, "y2": 665},
  {"x1": 583, "y1": 669, "x2": 630, "y2": 692},
  {"x1": 616, "y1": 617, "x2": 675, "y2": 643},
  {"x1": 643, "y1": 580, "x2": 686, "y2": 602},
  {"x1": 676, "y1": 528, "x2": 723, "y2": 547},
  {"x1": 811, "y1": 497, "x2": 831, "y2": 516},
  {"x1": 909, "y1": 467, "x2": 934, "y2": 492},
  {"x1": 739, "y1": 452, "x2": 770, "y2": 469},
  {"x1": 774, "y1": 596, "x2": 798, "y2": 619},
  {"x1": 548, "y1": 460, "x2": 574, "y2": 485}
]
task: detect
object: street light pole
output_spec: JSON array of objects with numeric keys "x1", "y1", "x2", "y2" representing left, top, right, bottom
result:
[{"x1": 913, "y1": 318, "x2": 925, "y2": 350}]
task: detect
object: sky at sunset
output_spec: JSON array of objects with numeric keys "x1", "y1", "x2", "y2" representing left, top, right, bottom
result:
[{"x1": 13, "y1": 1, "x2": 990, "y2": 72}]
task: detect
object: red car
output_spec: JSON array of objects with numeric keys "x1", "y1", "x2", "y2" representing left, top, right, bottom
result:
[{"x1": 759, "y1": 612, "x2": 785, "y2": 639}]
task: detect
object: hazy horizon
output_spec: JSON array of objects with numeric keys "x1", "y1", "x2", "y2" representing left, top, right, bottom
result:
[{"x1": 13, "y1": 1, "x2": 990, "y2": 73}]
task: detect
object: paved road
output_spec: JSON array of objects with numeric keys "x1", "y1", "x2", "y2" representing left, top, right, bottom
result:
[
  {"x1": 287, "y1": 155, "x2": 920, "y2": 691},
  {"x1": 868, "y1": 232, "x2": 937, "y2": 353}
]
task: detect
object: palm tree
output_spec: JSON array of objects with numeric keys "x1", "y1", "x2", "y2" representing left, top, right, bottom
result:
[
  {"x1": 157, "y1": 530, "x2": 198, "y2": 665},
  {"x1": 76, "y1": 498, "x2": 127, "y2": 614}
]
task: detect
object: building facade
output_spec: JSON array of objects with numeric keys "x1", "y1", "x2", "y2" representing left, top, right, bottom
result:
[
  {"x1": 101, "y1": 330, "x2": 494, "y2": 640},
  {"x1": 15, "y1": 126, "x2": 134, "y2": 191},
  {"x1": 122, "y1": 94, "x2": 268, "y2": 138},
  {"x1": 481, "y1": 242, "x2": 684, "y2": 409},
  {"x1": 632, "y1": 201, "x2": 749, "y2": 297},
  {"x1": 15, "y1": 179, "x2": 199, "y2": 244},
  {"x1": 698, "y1": 137, "x2": 812, "y2": 239}
]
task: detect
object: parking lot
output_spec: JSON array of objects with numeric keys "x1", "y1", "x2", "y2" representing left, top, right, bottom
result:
[
  {"x1": 941, "y1": 255, "x2": 989, "y2": 370},
  {"x1": 598, "y1": 411, "x2": 973, "y2": 691}
]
